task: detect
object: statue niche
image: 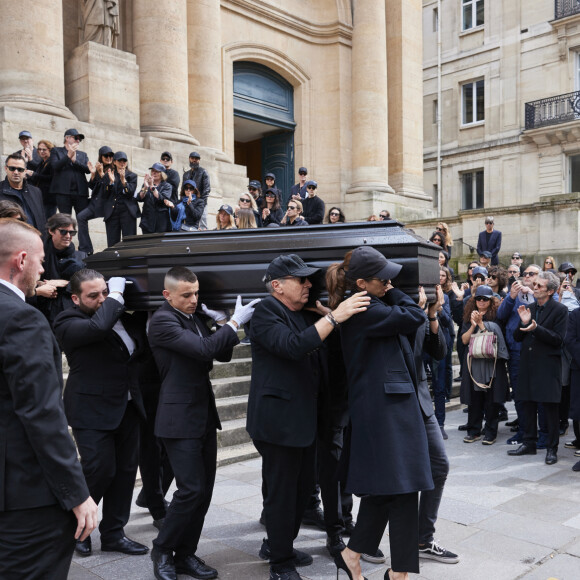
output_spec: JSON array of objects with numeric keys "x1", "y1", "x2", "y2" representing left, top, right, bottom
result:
[{"x1": 81, "y1": 0, "x2": 119, "y2": 48}]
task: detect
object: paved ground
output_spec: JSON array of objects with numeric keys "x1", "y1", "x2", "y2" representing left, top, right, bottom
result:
[{"x1": 69, "y1": 403, "x2": 580, "y2": 580}]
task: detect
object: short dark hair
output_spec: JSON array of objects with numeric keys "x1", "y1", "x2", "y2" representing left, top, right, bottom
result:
[
  {"x1": 70, "y1": 269, "x2": 104, "y2": 296},
  {"x1": 5, "y1": 153, "x2": 24, "y2": 165},
  {"x1": 164, "y1": 266, "x2": 197, "y2": 290},
  {"x1": 47, "y1": 213, "x2": 77, "y2": 233}
]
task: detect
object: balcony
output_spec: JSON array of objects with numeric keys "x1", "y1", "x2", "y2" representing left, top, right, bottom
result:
[
  {"x1": 525, "y1": 90, "x2": 580, "y2": 130},
  {"x1": 555, "y1": 0, "x2": 580, "y2": 20}
]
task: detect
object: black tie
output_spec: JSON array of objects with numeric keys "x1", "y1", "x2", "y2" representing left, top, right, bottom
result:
[{"x1": 535, "y1": 305, "x2": 544, "y2": 322}]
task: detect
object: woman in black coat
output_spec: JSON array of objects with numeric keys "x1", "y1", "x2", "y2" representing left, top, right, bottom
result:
[
  {"x1": 28, "y1": 139, "x2": 55, "y2": 220},
  {"x1": 326, "y1": 246, "x2": 433, "y2": 580},
  {"x1": 138, "y1": 162, "x2": 173, "y2": 234},
  {"x1": 260, "y1": 189, "x2": 284, "y2": 226},
  {"x1": 460, "y1": 285, "x2": 509, "y2": 445},
  {"x1": 564, "y1": 307, "x2": 580, "y2": 470}
]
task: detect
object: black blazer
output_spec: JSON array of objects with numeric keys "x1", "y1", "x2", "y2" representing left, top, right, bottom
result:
[
  {"x1": 165, "y1": 167, "x2": 181, "y2": 204},
  {"x1": 49, "y1": 146, "x2": 90, "y2": 196},
  {"x1": 54, "y1": 298, "x2": 146, "y2": 430},
  {"x1": 28, "y1": 159, "x2": 55, "y2": 205},
  {"x1": 103, "y1": 170, "x2": 140, "y2": 221},
  {"x1": 514, "y1": 298, "x2": 568, "y2": 403},
  {"x1": 0, "y1": 177, "x2": 45, "y2": 232},
  {"x1": 0, "y1": 284, "x2": 89, "y2": 512},
  {"x1": 148, "y1": 302, "x2": 238, "y2": 439},
  {"x1": 477, "y1": 229, "x2": 502, "y2": 265},
  {"x1": 246, "y1": 295, "x2": 325, "y2": 448}
]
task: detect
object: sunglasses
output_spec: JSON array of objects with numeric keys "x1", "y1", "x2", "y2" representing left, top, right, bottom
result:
[
  {"x1": 265, "y1": 193, "x2": 276, "y2": 198},
  {"x1": 6, "y1": 166, "x2": 26, "y2": 173},
  {"x1": 57, "y1": 229, "x2": 77, "y2": 237},
  {"x1": 330, "y1": 212, "x2": 340, "y2": 217},
  {"x1": 299, "y1": 172, "x2": 307, "y2": 175},
  {"x1": 287, "y1": 206, "x2": 298, "y2": 210},
  {"x1": 184, "y1": 186, "x2": 194, "y2": 191},
  {"x1": 523, "y1": 272, "x2": 536, "y2": 277},
  {"x1": 248, "y1": 187, "x2": 257, "y2": 191},
  {"x1": 512, "y1": 256, "x2": 520, "y2": 259},
  {"x1": 475, "y1": 296, "x2": 491, "y2": 302},
  {"x1": 239, "y1": 197, "x2": 251, "y2": 203},
  {"x1": 435, "y1": 227, "x2": 443, "y2": 231},
  {"x1": 307, "y1": 186, "x2": 316, "y2": 190},
  {"x1": 102, "y1": 153, "x2": 114, "y2": 158},
  {"x1": 379, "y1": 214, "x2": 389, "y2": 218},
  {"x1": 489, "y1": 275, "x2": 498, "y2": 280},
  {"x1": 161, "y1": 157, "x2": 171, "y2": 161},
  {"x1": 545, "y1": 261, "x2": 553, "y2": 264},
  {"x1": 369, "y1": 278, "x2": 389, "y2": 285}
]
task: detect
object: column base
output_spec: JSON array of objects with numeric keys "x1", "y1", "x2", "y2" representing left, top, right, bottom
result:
[
  {"x1": 0, "y1": 95, "x2": 76, "y2": 120},
  {"x1": 141, "y1": 127, "x2": 200, "y2": 146}
]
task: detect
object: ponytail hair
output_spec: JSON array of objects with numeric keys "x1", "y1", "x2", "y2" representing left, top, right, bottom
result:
[{"x1": 326, "y1": 250, "x2": 356, "y2": 309}]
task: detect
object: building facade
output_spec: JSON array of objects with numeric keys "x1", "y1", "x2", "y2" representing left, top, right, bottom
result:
[
  {"x1": 0, "y1": 0, "x2": 430, "y2": 250},
  {"x1": 414, "y1": 0, "x2": 580, "y2": 269}
]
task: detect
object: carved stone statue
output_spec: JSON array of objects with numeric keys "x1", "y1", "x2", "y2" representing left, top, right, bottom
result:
[{"x1": 81, "y1": 0, "x2": 119, "y2": 48}]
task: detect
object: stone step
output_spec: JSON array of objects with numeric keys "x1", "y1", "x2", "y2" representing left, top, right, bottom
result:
[
  {"x1": 216, "y1": 394, "x2": 249, "y2": 421},
  {"x1": 212, "y1": 375, "x2": 251, "y2": 399},
  {"x1": 210, "y1": 357, "x2": 252, "y2": 380},
  {"x1": 232, "y1": 342, "x2": 251, "y2": 359},
  {"x1": 217, "y1": 417, "x2": 251, "y2": 448},
  {"x1": 216, "y1": 441, "x2": 259, "y2": 467}
]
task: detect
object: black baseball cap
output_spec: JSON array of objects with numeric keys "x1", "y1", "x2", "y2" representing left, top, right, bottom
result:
[
  {"x1": 479, "y1": 250, "x2": 492, "y2": 259},
  {"x1": 474, "y1": 285, "x2": 494, "y2": 298},
  {"x1": 263, "y1": 254, "x2": 320, "y2": 283},
  {"x1": 64, "y1": 128, "x2": 85, "y2": 140},
  {"x1": 161, "y1": 151, "x2": 172, "y2": 160},
  {"x1": 218, "y1": 204, "x2": 233, "y2": 216},
  {"x1": 472, "y1": 266, "x2": 488, "y2": 279},
  {"x1": 248, "y1": 180, "x2": 261, "y2": 189},
  {"x1": 512, "y1": 252, "x2": 522, "y2": 259},
  {"x1": 149, "y1": 162, "x2": 165, "y2": 172},
  {"x1": 183, "y1": 179, "x2": 197, "y2": 190},
  {"x1": 559, "y1": 262, "x2": 577, "y2": 275},
  {"x1": 113, "y1": 151, "x2": 127, "y2": 161},
  {"x1": 18, "y1": 130, "x2": 32, "y2": 139},
  {"x1": 265, "y1": 173, "x2": 275, "y2": 180},
  {"x1": 299, "y1": 167, "x2": 308, "y2": 174},
  {"x1": 345, "y1": 246, "x2": 402, "y2": 282},
  {"x1": 99, "y1": 146, "x2": 114, "y2": 157},
  {"x1": 189, "y1": 151, "x2": 201, "y2": 159},
  {"x1": 306, "y1": 180, "x2": 318, "y2": 189}
]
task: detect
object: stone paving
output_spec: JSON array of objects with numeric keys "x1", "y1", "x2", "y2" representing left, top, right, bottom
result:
[{"x1": 69, "y1": 403, "x2": 580, "y2": 579}]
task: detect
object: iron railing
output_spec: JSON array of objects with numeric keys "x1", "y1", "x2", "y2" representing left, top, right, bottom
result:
[
  {"x1": 525, "y1": 90, "x2": 580, "y2": 129},
  {"x1": 555, "y1": 0, "x2": 580, "y2": 20}
]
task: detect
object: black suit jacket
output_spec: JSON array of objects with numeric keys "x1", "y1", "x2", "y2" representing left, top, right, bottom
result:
[
  {"x1": 54, "y1": 298, "x2": 146, "y2": 430},
  {"x1": 103, "y1": 170, "x2": 140, "y2": 221},
  {"x1": 514, "y1": 297, "x2": 568, "y2": 403},
  {"x1": 49, "y1": 146, "x2": 90, "y2": 196},
  {"x1": 246, "y1": 295, "x2": 325, "y2": 448},
  {"x1": 477, "y1": 229, "x2": 502, "y2": 265},
  {"x1": 0, "y1": 177, "x2": 45, "y2": 231},
  {"x1": 148, "y1": 302, "x2": 238, "y2": 439},
  {"x1": 0, "y1": 284, "x2": 89, "y2": 512}
]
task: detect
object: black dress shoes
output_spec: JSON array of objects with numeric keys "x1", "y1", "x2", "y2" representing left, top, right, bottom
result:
[
  {"x1": 101, "y1": 536, "x2": 149, "y2": 555},
  {"x1": 458, "y1": 423, "x2": 469, "y2": 431},
  {"x1": 151, "y1": 549, "x2": 177, "y2": 580},
  {"x1": 545, "y1": 449, "x2": 558, "y2": 465},
  {"x1": 507, "y1": 444, "x2": 537, "y2": 456},
  {"x1": 174, "y1": 554, "x2": 218, "y2": 579},
  {"x1": 75, "y1": 536, "x2": 92, "y2": 556},
  {"x1": 326, "y1": 534, "x2": 346, "y2": 558},
  {"x1": 259, "y1": 538, "x2": 313, "y2": 566}
]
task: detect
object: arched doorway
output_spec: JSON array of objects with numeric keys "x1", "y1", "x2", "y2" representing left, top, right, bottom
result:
[{"x1": 233, "y1": 62, "x2": 295, "y2": 206}]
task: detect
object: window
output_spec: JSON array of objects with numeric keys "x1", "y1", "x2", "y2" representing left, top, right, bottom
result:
[
  {"x1": 462, "y1": 0, "x2": 484, "y2": 31},
  {"x1": 461, "y1": 170, "x2": 484, "y2": 210},
  {"x1": 433, "y1": 99, "x2": 438, "y2": 124},
  {"x1": 462, "y1": 80, "x2": 484, "y2": 125},
  {"x1": 433, "y1": 7, "x2": 439, "y2": 32},
  {"x1": 570, "y1": 154, "x2": 580, "y2": 192}
]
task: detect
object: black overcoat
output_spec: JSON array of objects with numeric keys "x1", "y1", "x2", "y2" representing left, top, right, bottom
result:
[
  {"x1": 103, "y1": 170, "x2": 140, "y2": 221},
  {"x1": 339, "y1": 290, "x2": 433, "y2": 496},
  {"x1": 565, "y1": 307, "x2": 580, "y2": 421},
  {"x1": 139, "y1": 180, "x2": 172, "y2": 233},
  {"x1": 49, "y1": 146, "x2": 90, "y2": 197},
  {"x1": 514, "y1": 298, "x2": 568, "y2": 403}
]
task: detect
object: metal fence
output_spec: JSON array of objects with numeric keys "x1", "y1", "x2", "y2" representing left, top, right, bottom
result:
[
  {"x1": 525, "y1": 90, "x2": 580, "y2": 129},
  {"x1": 555, "y1": 0, "x2": 580, "y2": 20}
]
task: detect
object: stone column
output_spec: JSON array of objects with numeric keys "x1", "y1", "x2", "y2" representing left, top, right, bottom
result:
[
  {"x1": 187, "y1": 0, "x2": 225, "y2": 156},
  {"x1": 0, "y1": 1, "x2": 74, "y2": 118},
  {"x1": 347, "y1": 0, "x2": 393, "y2": 199},
  {"x1": 133, "y1": 0, "x2": 198, "y2": 144},
  {"x1": 386, "y1": 0, "x2": 430, "y2": 203}
]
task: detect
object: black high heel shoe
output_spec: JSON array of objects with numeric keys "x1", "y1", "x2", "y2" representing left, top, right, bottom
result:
[
  {"x1": 384, "y1": 569, "x2": 392, "y2": 580},
  {"x1": 334, "y1": 551, "x2": 368, "y2": 580}
]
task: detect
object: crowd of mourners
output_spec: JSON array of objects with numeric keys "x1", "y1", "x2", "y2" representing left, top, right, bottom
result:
[{"x1": 3, "y1": 126, "x2": 580, "y2": 580}]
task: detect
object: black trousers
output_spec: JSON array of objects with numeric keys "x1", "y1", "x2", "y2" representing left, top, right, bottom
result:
[
  {"x1": 0, "y1": 504, "x2": 77, "y2": 580},
  {"x1": 76, "y1": 203, "x2": 97, "y2": 254},
  {"x1": 348, "y1": 493, "x2": 419, "y2": 574},
  {"x1": 467, "y1": 389, "x2": 499, "y2": 439},
  {"x1": 254, "y1": 439, "x2": 317, "y2": 571},
  {"x1": 522, "y1": 400, "x2": 560, "y2": 451},
  {"x1": 153, "y1": 427, "x2": 217, "y2": 559},
  {"x1": 56, "y1": 193, "x2": 89, "y2": 216},
  {"x1": 106, "y1": 202, "x2": 137, "y2": 248},
  {"x1": 72, "y1": 401, "x2": 139, "y2": 542}
]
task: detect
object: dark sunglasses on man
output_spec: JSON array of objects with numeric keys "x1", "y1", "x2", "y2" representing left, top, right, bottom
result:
[
  {"x1": 7, "y1": 166, "x2": 26, "y2": 173},
  {"x1": 57, "y1": 229, "x2": 77, "y2": 237}
]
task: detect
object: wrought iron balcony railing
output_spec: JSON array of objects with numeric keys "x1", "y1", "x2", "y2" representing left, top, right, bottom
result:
[
  {"x1": 525, "y1": 90, "x2": 580, "y2": 130},
  {"x1": 555, "y1": 0, "x2": 580, "y2": 20}
]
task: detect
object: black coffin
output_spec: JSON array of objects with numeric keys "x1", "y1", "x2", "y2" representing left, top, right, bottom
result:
[{"x1": 85, "y1": 221, "x2": 440, "y2": 311}]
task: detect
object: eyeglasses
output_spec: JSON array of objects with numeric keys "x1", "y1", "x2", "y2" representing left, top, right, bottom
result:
[
  {"x1": 184, "y1": 186, "x2": 194, "y2": 191},
  {"x1": 57, "y1": 229, "x2": 77, "y2": 237},
  {"x1": 161, "y1": 157, "x2": 171, "y2": 162},
  {"x1": 468, "y1": 266, "x2": 474, "y2": 270},
  {"x1": 265, "y1": 193, "x2": 276, "y2": 198},
  {"x1": 239, "y1": 197, "x2": 251, "y2": 203},
  {"x1": 102, "y1": 154, "x2": 113, "y2": 158},
  {"x1": 435, "y1": 227, "x2": 443, "y2": 232},
  {"x1": 330, "y1": 212, "x2": 340, "y2": 217},
  {"x1": 512, "y1": 256, "x2": 520, "y2": 259},
  {"x1": 287, "y1": 205, "x2": 298, "y2": 210},
  {"x1": 523, "y1": 272, "x2": 536, "y2": 277},
  {"x1": 248, "y1": 187, "x2": 257, "y2": 191},
  {"x1": 307, "y1": 186, "x2": 316, "y2": 190},
  {"x1": 475, "y1": 296, "x2": 491, "y2": 302},
  {"x1": 488, "y1": 275, "x2": 498, "y2": 280},
  {"x1": 73, "y1": 136, "x2": 82, "y2": 141},
  {"x1": 545, "y1": 261, "x2": 553, "y2": 265},
  {"x1": 6, "y1": 166, "x2": 26, "y2": 173},
  {"x1": 379, "y1": 214, "x2": 389, "y2": 218}
]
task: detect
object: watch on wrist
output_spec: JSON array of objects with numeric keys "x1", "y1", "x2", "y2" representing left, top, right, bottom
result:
[{"x1": 428, "y1": 316, "x2": 437, "y2": 321}]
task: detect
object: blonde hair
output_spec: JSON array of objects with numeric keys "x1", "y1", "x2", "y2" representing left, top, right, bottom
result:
[
  {"x1": 215, "y1": 211, "x2": 236, "y2": 230},
  {"x1": 236, "y1": 208, "x2": 257, "y2": 229},
  {"x1": 437, "y1": 222, "x2": 453, "y2": 248},
  {"x1": 290, "y1": 199, "x2": 303, "y2": 213},
  {"x1": 238, "y1": 193, "x2": 258, "y2": 212}
]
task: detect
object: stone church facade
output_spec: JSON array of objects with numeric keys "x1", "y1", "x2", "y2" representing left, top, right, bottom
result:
[{"x1": 0, "y1": 0, "x2": 430, "y2": 249}]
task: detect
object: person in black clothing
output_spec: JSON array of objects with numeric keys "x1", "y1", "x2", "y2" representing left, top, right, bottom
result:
[
  {"x1": 14, "y1": 129, "x2": 41, "y2": 171},
  {"x1": 49, "y1": 128, "x2": 91, "y2": 216},
  {"x1": 103, "y1": 151, "x2": 139, "y2": 246},
  {"x1": 281, "y1": 199, "x2": 308, "y2": 227},
  {"x1": 183, "y1": 152, "x2": 211, "y2": 229},
  {"x1": 249, "y1": 180, "x2": 266, "y2": 211},
  {"x1": 166, "y1": 180, "x2": 205, "y2": 231},
  {"x1": 261, "y1": 189, "x2": 284, "y2": 226},
  {"x1": 28, "y1": 139, "x2": 56, "y2": 221},
  {"x1": 290, "y1": 167, "x2": 308, "y2": 200},
  {"x1": 160, "y1": 151, "x2": 180, "y2": 204},
  {"x1": 139, "y1": 163, "x2": 173, "y2": 234},
  {"x1": 301, "y1": 181, "x2": 325, "y2": 225},
  {"x1": 76, "y1": 145, "x2": 114, "y2": 255},
  {"x1": 326, "y1": 207, "x2": 346, "y2": 224},
  {"x1": 237, "y1": 192, "x2": 263, "y2": 227},
  {"x1": 0, "y1": 154, "x2": 45, "y2": 231},
  {"x1": 263, "y1": 172, "x2": 283, "y2": 206}
]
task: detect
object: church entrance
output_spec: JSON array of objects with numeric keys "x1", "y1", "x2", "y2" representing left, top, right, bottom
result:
[{"x1": 233, "y1": 62, "x2": 295, "y2": 207}]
